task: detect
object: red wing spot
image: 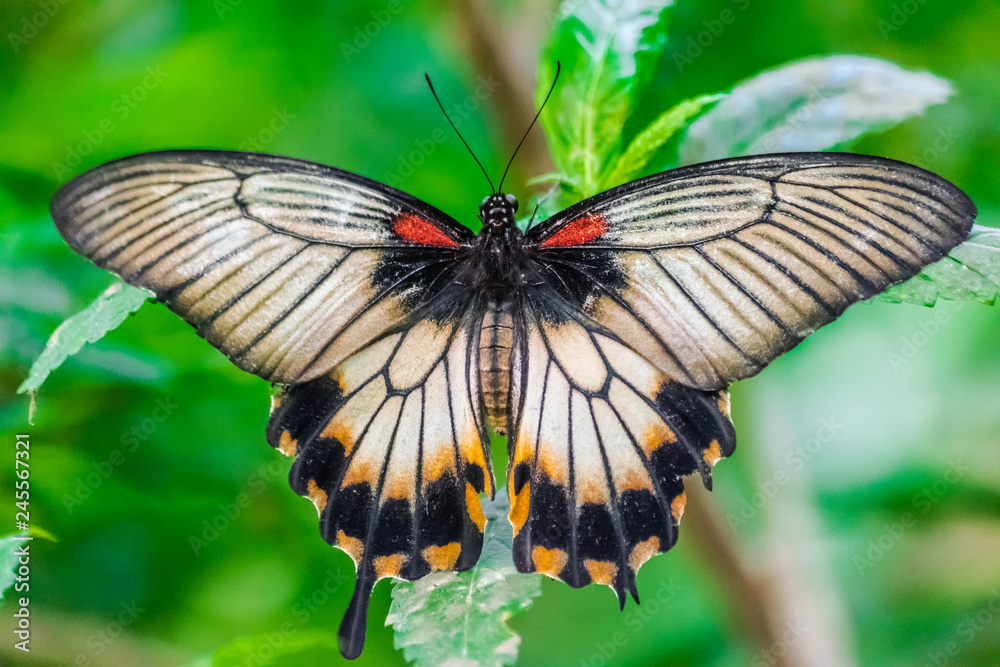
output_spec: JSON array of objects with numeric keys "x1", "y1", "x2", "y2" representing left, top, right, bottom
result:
[
  {"x1": 393, "y1": 213, "x2": 459, "y2": 247},
  {"x1": 540, "y1": 212, "x2": 609, "y2": 248}
]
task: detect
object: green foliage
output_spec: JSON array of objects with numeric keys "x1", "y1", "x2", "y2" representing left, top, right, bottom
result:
[
  {"x1": 207, "y1": 630, "x2": 341, "y2": 667},
  {"x1": 606, "y1": 92, "x2": 724, "y2": 188},
  {"x1": 538, "y1": 0, "x2": 675, "y2": 212},
  {"x1": 677, "y1": 55, "x2": 954, "y2": 165},
  {"x1": 881, "y1": 225, "x2": 1000, "y2": 305},
  {"x1": 387, "y1": 490, "x2": 541, "y2": 667},
  {"x1": 17, "y1": 281, "x2": 150, "y2": 396},
  {"x1": 0, "y1": 533, "x2": 27, "y2": 601}
]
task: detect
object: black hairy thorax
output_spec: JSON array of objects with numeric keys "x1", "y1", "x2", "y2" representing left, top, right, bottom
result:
[
  {"x1": 473, "y1": 192, "x2": 525, "y2": 298},
  {"x1": 473, "y1": 193, "x2": 522, "y2": 435}
]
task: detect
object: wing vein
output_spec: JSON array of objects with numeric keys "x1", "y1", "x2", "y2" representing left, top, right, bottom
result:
[
  {"x1": 692, "y1": 245, "x2": 795, "y2": 337},
  {"x1": 648, "y1": 251, "x2": 760, "y2": 366}
]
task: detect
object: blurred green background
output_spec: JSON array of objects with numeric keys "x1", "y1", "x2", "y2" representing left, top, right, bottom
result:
[{"x1": 1, "y1": 0, "x2": 998, "y2": 665}]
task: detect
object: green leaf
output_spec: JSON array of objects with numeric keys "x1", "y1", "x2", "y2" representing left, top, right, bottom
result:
[
  {"x1": 605, "y1": 92, "x2": 724, "y2": 188},
  {"x1": 17, "y1": 281, "x2": 151, "y2": 395},
  {"x1": 880, "y1": 225, "x2": 1000, "y2": 306},
  {"x1": 520, "y1": 179, "x2": 582, "y2": 232},
  {"x1": 209, "y1": 629, "x2": 340, "y2": 667},
  {"x1": 678, "y1": 55, "x2": 954, "y2": 165},
  {"x1": 539, "y1": 0, "x2": 674, "y2": 201},
  {"x1": 387, "y1": 489, "x2": 542, "y2": 667},
  {"x1": 0, "y1": 532, "x2": 29, "y2": 601}
]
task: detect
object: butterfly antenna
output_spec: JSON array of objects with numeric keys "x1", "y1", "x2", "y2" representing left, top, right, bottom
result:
[
  {"x1": 425, "y1": 73, "x2": 495, "y2": 193},
  {"x1": 498, "y1": 61, "x2": 561, "y2": 193}
]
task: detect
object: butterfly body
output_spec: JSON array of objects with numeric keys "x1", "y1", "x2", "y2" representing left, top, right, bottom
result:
[
  {"x1": 479, "y1": 298, "x2": 515, "y2": 435},
  {"x1": 51, "y1": 149, "x2": 976, "y2": 660},
  {"x1": 444, "y1": 192, "x2": 525, "y2": 436}
]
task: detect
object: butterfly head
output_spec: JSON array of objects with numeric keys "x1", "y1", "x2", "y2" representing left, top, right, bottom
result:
[{"x1": 479, "y1": 193, "x2": 518, "y2": 231}]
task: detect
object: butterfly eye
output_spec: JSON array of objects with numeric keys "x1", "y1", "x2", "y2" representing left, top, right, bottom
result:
[{"x1": 505, "y1": 193, "x2": 519, "y2": 213}]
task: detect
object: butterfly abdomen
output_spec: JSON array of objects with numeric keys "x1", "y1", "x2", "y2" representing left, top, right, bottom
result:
[{"x1": 479, "y1": 301, "x2": 514, "y2": 435}]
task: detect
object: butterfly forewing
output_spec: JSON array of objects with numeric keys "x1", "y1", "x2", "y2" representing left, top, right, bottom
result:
[
  {"x1": 50, "y1": 150, "x2": 474, "y2": 385},
  {"x1": 525, "y1": 153, "x2": 977, "y2": 390}
]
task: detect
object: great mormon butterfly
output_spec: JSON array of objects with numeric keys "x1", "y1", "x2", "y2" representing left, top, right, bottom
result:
[{"x1": 51, "y1": 122, "x2": 976, "y2": 658}]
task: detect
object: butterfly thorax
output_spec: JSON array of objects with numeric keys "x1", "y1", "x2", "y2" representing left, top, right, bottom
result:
[
  {"x1": 473, "y1": 193, "x2": 523, "y2": 435},
  {"x1": 474, "y1": 193, "x2": 524, "y2": 295}
]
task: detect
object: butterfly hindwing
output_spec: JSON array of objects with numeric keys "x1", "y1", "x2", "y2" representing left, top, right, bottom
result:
[
  {"x1": 506, "y1": 290, "x2": 734, "y2": 602},
  {"x1": 525, "y1": 152, "x2": 976, "y2": 390},
  {"x1": 50, "y1": 150, "x2": 474, "y2": 385},
  {"x1": 266, "y1": 309, "x2": 492, "y2": 659}
]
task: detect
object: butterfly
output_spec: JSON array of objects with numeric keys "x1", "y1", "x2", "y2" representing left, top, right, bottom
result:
[{"x1": 51, "y1": 146, "x2": 976, "y2": 658}]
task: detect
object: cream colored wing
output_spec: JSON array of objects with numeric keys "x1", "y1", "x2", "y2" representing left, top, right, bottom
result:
[
  {"x1": 51, "y1": 150, "x2": 474, "y2": 384},
  {"x1": 267, "y1": 309, "x2": 492, "y2": 659},
  {"x1": 506, "y1": 293, "x2": 734, "y2": 603},
  {"x1": 525, "y1": 152, "x2": 977, "y2": 390}
]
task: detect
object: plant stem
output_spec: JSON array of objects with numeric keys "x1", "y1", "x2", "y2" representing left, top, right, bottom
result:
[
  {"x1": 684, "y1": 484, "x2": 796, "y2": 666},
  {"x1": 449, "y1": 0, "x2": 555, "y2": 190},
  {"x1": 453, "y1": 3, "x2": 847, "y2": 665}
]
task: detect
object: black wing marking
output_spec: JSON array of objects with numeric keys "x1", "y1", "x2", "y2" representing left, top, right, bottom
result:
[
  {"x1": 51, "y1": 150, "x2": 475, "y2": 384},
  {"x1": 266, "y1": 309, "x2": 492, "y2": 659},
  {"x1": 506, "y1": 288, "x2": 734, "y2": 604},
  {"x1": 524, "y1": 152, "x2": 977, "y2": 390}
]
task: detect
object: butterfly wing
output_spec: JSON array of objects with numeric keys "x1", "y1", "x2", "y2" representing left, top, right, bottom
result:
[
  {"x1": 507, "y1": 151, "x2": 975, "y2": 599},
  {"x1": 51, "y1": 149, "x2": 474, "y2": 384},
  {"x1": 51, "y1": 150, "x2": 491, "y2": 659},
  {"x1": 506, "y1": 285, "x2": 734, "y2": 603},
  {"x1": 524, "y1": 152, "x2": 977, "y2": 390},
  {"x1": 267, "y1": 308, "x2": 491, "y2": 659}
]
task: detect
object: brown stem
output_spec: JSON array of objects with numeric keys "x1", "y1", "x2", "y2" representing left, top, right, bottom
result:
[
  {"x1": 684, "y1": 484, "x2": 795, "y2": 666},
  {"x1": 454, "y1": 3, "x2": 813, "y2": 663},
  {"x1": 449, "y1": 0, "x2": 555, "y2": 194}
]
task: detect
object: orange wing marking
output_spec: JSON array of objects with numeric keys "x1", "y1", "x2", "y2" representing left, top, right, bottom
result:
[
  {"x1": 540, "y1": 212, "x2": 608, "y2": 248},
  {"x1": 392, "y1": 213, "x2": 458, "y2": 247}
]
